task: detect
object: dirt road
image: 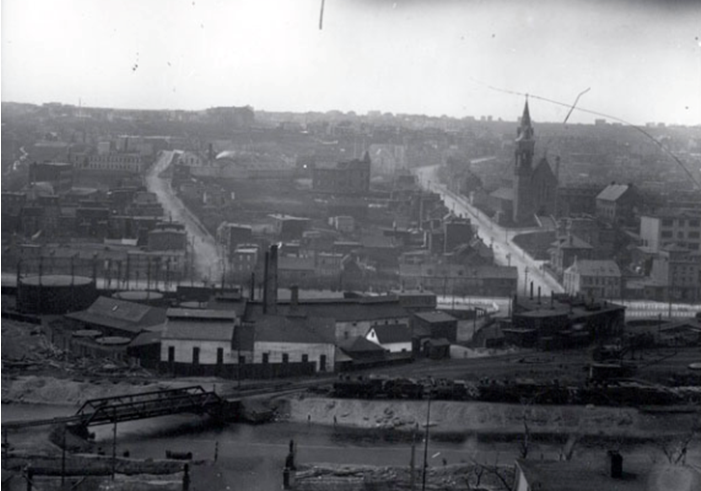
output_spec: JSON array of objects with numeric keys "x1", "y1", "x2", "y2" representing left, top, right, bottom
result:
[{"x1": 145, "y1": 151, "x2": 223, "y2": 282}]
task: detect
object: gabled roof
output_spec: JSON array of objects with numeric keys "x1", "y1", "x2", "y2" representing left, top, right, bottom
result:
[
  {"x1": 338, "y1": 336, "x2": 386, "y2": 354},
  {"x1": 552, "y1": 234, "x2": 593, "y2": 250},
  {"x1": 255, "y1": 315, "x2": 335, "y2": 344},
  {"x1": 369, "y1": 324, "x2": 412, "y2": 344},
  {"x1": 596, "y1": 183, "x2": 631, "y2": 202},
  {"x1": 66, "y1": 296, "x2": 165, "y2": 333}
]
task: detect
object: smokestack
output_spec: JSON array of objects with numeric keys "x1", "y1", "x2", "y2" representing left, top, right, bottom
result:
[
  {"x1": 537, "y1": 286, "x2": 541, "y2": 304},
  {"x1": 530, "y1": 281, "x2": 534, "y2": 300},
  {"x1": 263, "y1": 244, "x2": 279, "y2": 315},
  {"x1": 263, "y1": 250, "x2": 269, "y2": 313},
  {"x1": 250, "y1": 272, "x2": 256, "y2": 301}
]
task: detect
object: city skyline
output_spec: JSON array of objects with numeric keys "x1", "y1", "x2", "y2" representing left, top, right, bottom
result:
[{"x1": 2, "y1": 0, "x2": 701, "y2": 126}]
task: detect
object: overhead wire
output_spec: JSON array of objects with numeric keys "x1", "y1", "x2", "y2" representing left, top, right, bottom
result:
[{"x1": 468, "y1": 78, "x2": 700, "y2": 189}]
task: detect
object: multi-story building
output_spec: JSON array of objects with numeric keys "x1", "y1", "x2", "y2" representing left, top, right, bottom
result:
[
  {"x1": 649, "y1": 244, "x2": 701, "y2": 302},
  {"x1": 639, "y1": 209, "x2": 701, "y2": 253},
  {"x1": 563, "y1": 259, "x2": 622, "y2": 299},
  {"x1": 549, "y1": 234, "x2": 593, "y2": 277},
  {"x1": 83, "y1": 153, "x2": 146, "y2": 174},
  {"x1": 312, "y1": 153, "x2": 371, "y2": 195},
  {"x1": 595, "y1": 182, "x2": 638, "y2": 225},
  {"x1": 28, "y1": 162, "x2": 74, "y2": 194},
  {"x1": 231, "y1": 245, "x2": 259, "y2": 279},
  {"x1": 147, "y1": 222, "x2": 187, "y2": 251}
]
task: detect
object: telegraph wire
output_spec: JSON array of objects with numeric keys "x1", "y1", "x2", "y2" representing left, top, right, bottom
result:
[{"x1": 468, "y1": 78, "x2": 700, "y2": 189}]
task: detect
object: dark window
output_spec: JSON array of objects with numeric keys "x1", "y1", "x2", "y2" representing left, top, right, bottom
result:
[
  {"x1": 282, "y1": 353, "x2": 289, "y2": 363},
  {"x1": 262, "y1": 353, "x2": 269, "y2": 364},
  {"x1": 302, "y1": 354, "x2": 309, "y2": 363},
  {"x1": 193, "y1": 347, "x2": 200, "y2": 366},
  {"x1": 217, "y1": 348, "x2": 224, "y2": 365},
  {"x1": 238, "y1": 355, "x2": 245, "y2": 364},
  {"x1": 319, "y1": 355, "x2": 327, "y2": 372},
  {"x1": 168, "y1": 346, "x2": 175, "y2": 363}
]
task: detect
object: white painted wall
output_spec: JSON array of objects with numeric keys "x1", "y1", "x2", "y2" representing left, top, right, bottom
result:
[
  {"x1": 365, "y1": 328, "x2": 412, "y2": 353},
  {"x1": 161, "y1": 339, "x2": 234, "y2": 364},
  {"x1": 253, "y1": 341, "x2": 335, "y2": 372}
]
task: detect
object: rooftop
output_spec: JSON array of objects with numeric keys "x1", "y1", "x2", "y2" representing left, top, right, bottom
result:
[
  {"x1": 162, "y1": 319, "x2": 234, "y2": 341},
  {"x1": 369, "y1": 323, "x2": 412, "y2": 344},
  {"x1": 413, "y1": 311, "x2": 457, "y2": 323},
  {"x1": 66, "y1": 296, "x2": 165, "y2": 333},
  {"x1": 166, "y1": 308, "x2": 237, "y2": 321},
  {"x1": 596, "y1": 183, "x2": 632, "y2": 202},
  {"x1": 254, "y1": 315, "x2": 335, "y2": 344},
  {"x1": 566, "y1": 259, "x2": 621, "y2": 277}
]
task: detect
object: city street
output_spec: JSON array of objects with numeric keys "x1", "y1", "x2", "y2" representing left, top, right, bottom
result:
[
  {"x1": 145, "y1": 151, "x2": 223, "y2": 283},
  {"x1": 415, "y1": 164, "x2": 565, "y2": 298}
]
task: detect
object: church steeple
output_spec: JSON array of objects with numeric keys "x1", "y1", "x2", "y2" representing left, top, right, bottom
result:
[{"x1": 517, "y1": 99, "x2": 534, "y2": 140}]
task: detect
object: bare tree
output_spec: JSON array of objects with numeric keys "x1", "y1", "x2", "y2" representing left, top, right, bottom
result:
[
  {"x1": 657, "y1": 430, "x2": 696, "y2": 465},
  {"x1": 469, "y1": 456, "x2": 513, "y2": 491}
]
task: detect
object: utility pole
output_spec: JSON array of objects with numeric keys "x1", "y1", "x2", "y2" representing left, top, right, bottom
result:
[
  {"x1": 410, "y1": 423, "x2": 418, "y2": 491},
  {"x1": 112, "y1": 408, "x2": 117, "y2": 480},
  {"x1": 421, "y1": 394, "x2": 432, "y2": 491}
]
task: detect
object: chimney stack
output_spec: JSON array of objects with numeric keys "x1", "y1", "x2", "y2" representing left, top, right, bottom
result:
[
  {"x1": 249, "y1": 272, "x2": 256, "y2": 301},
  {"x1": 263, "y1": 244, "x2": 279, "y2": 315},
  {"x1": 537, "y1": 286, "x2": 541, "y2": 304},
  {"x1": 530, "y1": 281, "x2": 534, "y2": 300}
]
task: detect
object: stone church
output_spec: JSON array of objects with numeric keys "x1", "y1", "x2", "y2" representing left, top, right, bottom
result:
[{"x1": 512, "y1": 101, "x2": 558, "y2": 225}]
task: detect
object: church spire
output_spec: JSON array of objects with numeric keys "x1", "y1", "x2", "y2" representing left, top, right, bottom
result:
[{"x1": 518, "y1": 98, "x2": 534, "y2": 139}]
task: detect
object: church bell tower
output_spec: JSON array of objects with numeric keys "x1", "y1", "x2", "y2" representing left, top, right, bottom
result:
[{"x1": 513, "y1": 100, "x2": 536, "y2": 224}]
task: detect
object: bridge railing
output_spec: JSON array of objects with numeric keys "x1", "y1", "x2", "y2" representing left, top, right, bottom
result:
[{"x1": 76, "y1": 386, "x2": 209, "y2": 416}]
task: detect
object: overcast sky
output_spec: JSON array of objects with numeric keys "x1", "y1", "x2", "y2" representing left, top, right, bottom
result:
[{"x1": 2, "y1": 0, "x2": 700, "y2": 125}]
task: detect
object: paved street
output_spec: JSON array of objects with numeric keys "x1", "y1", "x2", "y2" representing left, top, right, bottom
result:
[
  {"x1": 415, "y1": 164, "x2": 565, "y2": 298},
  {"x1": 145, "y1": 151, "x2": 223, "y2": 283}
]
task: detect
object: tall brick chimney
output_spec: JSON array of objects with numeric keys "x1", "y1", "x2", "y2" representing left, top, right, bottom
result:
[{"x1": 263, "y1": 244, "x2": 278, "y2": 314}]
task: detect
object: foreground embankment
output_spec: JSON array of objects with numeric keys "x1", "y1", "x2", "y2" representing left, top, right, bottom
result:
[
  {"x1": 282, "y1": 395, "x2": 699, "y2": 440},
  {"x1": 1, "y1": 374, "x2": 173, "y2": 406}
]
